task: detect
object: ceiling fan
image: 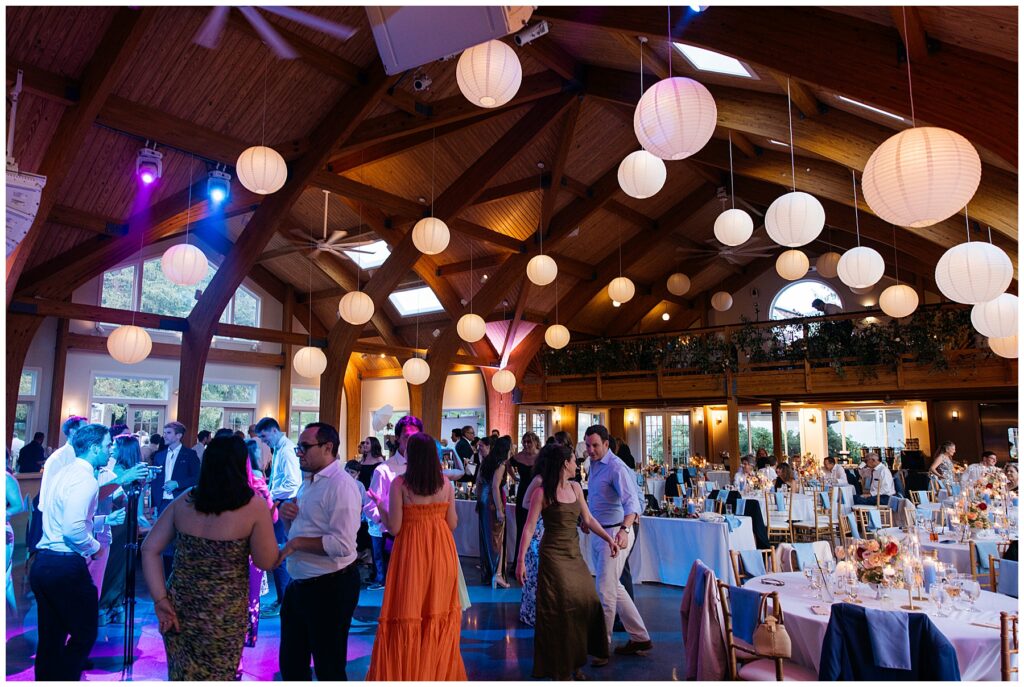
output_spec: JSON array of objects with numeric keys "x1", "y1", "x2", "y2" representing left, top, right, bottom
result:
[
  {"x1": 194, "y1": 6, "x2": 359, "y2": 60},
  {"x1": 279, "y1": 189, "x2": 376, "y2": 261},
  {"x1": 676, "y1": 235, "x2": 776, "y2": 266}
]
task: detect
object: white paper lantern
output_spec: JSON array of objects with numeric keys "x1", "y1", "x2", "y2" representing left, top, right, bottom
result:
[
  {"x1": 879, "y1": 284, "x2": 919, "y2": 318},
  {"x1": 236, "y1": 145, "x2": 287, "y2": 195},
  {"x1": 492, "y1": 368, "x2": 517, "y2": 393},
  {"x1": 456, "y1": 313, "x2": 486, "y2": 343},
  {"x1": 934, "y1": 241, "x2": 1014, "y2": 304},
  {"x1": 850, "y1": 285, "x2": 876, "y2": 296},
  {"x1": 293, "y1": 346, "x2": 327, "y2": 378},
  {"x1": 160, "y1": 244, "x2": 208, "y2": 286},
  {"x1": 988, "y1": 335, "x2": 1018, "y2": 359},
  {"x1": 633, "y1": 77, "x2": 717, "y2": 161},
  {"x1": 617, "y1": 150, "x2": 667, "y2": 199},
  {"x1": 402, "y1": 357, "x2": 430, "y2": 385},
  {"x1": 776, "y1": 249, "x2": 809, "y2": 281},
  {"x1": 526, "y1": 254, "x2": 558, "y2": 286},
  {"x1": 765, "y1": 191, "x2": 825, "y2": 247},
  {"x1": 667, "y1": 273, "x2": 691, "y2": 297},
  {"x1": 862, "y1": 127, "x2": 982, "y2": 228},
  {"x1": 607, "y1": 276, "x2": 635, "y2": 304},
  {"x1": 412, "y1": 217, "x2": 450, "y2": 255},
  {"x1": 544, "y1": 323, "x2": 570, "y2": 350},
  {"x1": 106, "y1": 325, "x2": 152, "y2": 365},
  {"x1": 711, "y1": 291, "x2": 733, "y2": 312},
  {"x1": 815, "y1": 251, "x2": 842, "y2": 279},
  {"x1": 714, "y1": 208, "x2": 753, "y2": 247},
  {"x1": 837, "y1": 246, "x2": 885, "y2": 289},
  {"x1": 456, "y1": 40, "x2": 522, "y2": 108},
  {"x1": 971, "y1": 293, "x2": 1019, "y2": 338},
  {"x1": 338, "y1": 291, "x2": 374, "y2": 326}
]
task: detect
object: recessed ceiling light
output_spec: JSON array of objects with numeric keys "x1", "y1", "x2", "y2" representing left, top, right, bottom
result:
[
  {"x1": 836, "y1": 95, "x2": 906, "y2": 122},
  {"x1": 673, "y1": 43, "x2": 754, "y2": 78},
  {"x1": 662, "y1": 312, "x2": 671, "y2": 321}
]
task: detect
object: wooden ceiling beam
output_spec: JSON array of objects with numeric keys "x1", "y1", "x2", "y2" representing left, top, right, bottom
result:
[
  {"x1": 889, "y1": 7, "x2": 931, "y2": 62},
  {"x1": 465, "y1": 173, "x2": 545, "y2": 206},
  {"x1": 308, "y1": 251, "x2": 403, "y2": 347},
  {"x1": 766, "y1": 70, "x2": 823, "y2": 118},
  {"x1": 5, "y1": 63, "x2": 79, "y2": 106},
  {"x1": 499, "y1": 276, "x2": 530, "y2": 367},
  {"x1": 49, "y1": 205, "x2": 128, "y2": 237},
  {"x1": 65, "y1": 332, "x2": 285, "y2": 368},
  {"x1": 541, "y1": 97, "x2": 583, "y2": 231},
  {"x1": 434, "y1": 253, "x2": 508, "y2": 277},
  {"x1": 520, "y1": 38, "x2": 582, "y2": 81}
]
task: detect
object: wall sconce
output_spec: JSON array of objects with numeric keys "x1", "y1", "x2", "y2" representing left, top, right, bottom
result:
[
  {"x1": 697, "y1": 415, "x2": 704, "y2": 425},
  {"x1": 951, "y1": 410, "x2": 960, "y2": 421},
  {"x1": 628, "y1": 414, "x2": 636, "y2": 425},
  {"x1": 715, "y1": 414, "x2": 723, "y2": 425},
  {"x1": 553, "y1": 411, "x2": 560, "y2": 423},
  {"x1": 915, "y1": 410, "x2": 923, "y2": 422},
  {"x1": 808, "y1": 414, "x2": 817, "y2": 424}
]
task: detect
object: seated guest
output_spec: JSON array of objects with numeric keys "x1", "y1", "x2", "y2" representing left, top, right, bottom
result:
[
  {"x1": 665, "y1": 465, "x2": 685, "y2": 498},
  {"x1": 758, "y1": 455, "x2": 778, "y2": 484},
  {"x1": 853, "y1": 452, "x2": 895, "y2": 505},
  {"x1": 17, "y1": 432, "x2": 45, "y2": 473},
  {"x1": 754, "y1": 447, "x2": 769, "y2": 470},
  {"x1": 824, "y1": 455, "x2": 849, "y2": 485},
  {"x1": 773, "y1": 463, "x2": 799, "y2": 492},
  {"x1": 961, "y1": 451, "x2": 999, "y2": 488},
  {"x1": 1005, "y1": 462, "x2": 1018, "y2": 493}
]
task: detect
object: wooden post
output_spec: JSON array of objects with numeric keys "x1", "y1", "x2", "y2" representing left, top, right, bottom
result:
[
  {"x1": 47, "y1": 319, "x2": 69, "y2": 443},
  {"x1": 772, "y1": 399, "x2": 784, "y2": 460},
  {"x1": 407, "y1": 381, "x2": 424, "y2": 421},
  {"x1": 726, "y1": 397, "x2": 741, "y2": 473},
  {"x1": 343, "y1": 363, "x2": 361, "y2": 458},
  {"x1": 278, "y1": 286, "x2": 294, "y2": 424},
  {"x1": 608, "y1": 408, "x2": 626, "y2": 441},
  {"x1": 6, "y1": 315, "x2": 41, "y2": 448}
]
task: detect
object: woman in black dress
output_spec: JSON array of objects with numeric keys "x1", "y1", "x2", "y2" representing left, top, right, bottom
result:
[{"x1": 509, "y1": 431, "x2": 540, "y2": 573}]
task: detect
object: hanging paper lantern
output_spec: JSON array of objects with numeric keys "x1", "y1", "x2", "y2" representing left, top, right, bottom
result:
[
  {"x1": 402, "y1": 357, "x2": 430, "y2": 385},
  {"x1": 850, "y1": 285, "x2": 876, "y2": 295},
  {"x1": 236, "y1": 145, "x2": 287, "y2": 195},
  {"x1": 934, "y1": 241, "x2": 1013, "y2": 304},
  {"x1": 861, "y1": 127, "x2": 982, "y2": 228},
  {"x1": 667, "y1": 273, "x2": 691, "y2": 297},
  {"x1": 971, "y1": 293, "x2": 1019, "y2": 338},
  {"x1": 492, "y1": 368, "x2": 517, "y2": 393},
  {"x1": 988, "y1": 335, "x2": 1018, "y2": 359},
  {"x1": 815, "y1": 251, "x2": 842, "y2": 279},
  {"x1": 544, "y1": 323, "x2": 571, "y2": 350},
  {"x1": 411, "y1": 216, "x2": 450, "y2": 255},
  {"x1": 526, "y1": 254, "x2": 558, "y2": 286},
  {"x1": 160, "y1": 244, "x2": 208, "y2": 286},
  {"x1": 617, "y1": 150, "x2": 667, "y2": 199},
  {"x1": 879, "y1": 284, "x2": 919, "y2": 318},
  {"x1": 338, "y1": 291, "x2": 374, "y2": 326},
  {"x1": 456, "y1": 40, "x2": 522, "y2": 108},
  {"x1": 714, "y1": 208, "x2": 753, "y2": 247},
  {"x1": 765, "y1": 191, "x2": 825, "y2": 247},
  {"x1": 607, "y1": 276, "x2": 635, "y2": 304},
  {"x1": 711, "y1": 291, "x2": 733, "y2": 312},
  {"x1": 106, "y1": 325, "x2": 152, "y2": 365},
  {"x1": 293, "y1": 346, "x2": 327, "y2": 378},
  {"x1": 776, "y1": 249, "x2": 809, "y2": 281},
  {"x1": 456, "y1": 313, "x2": 486, "y2": 343},
  {"x1": 837, "y1": 246, "x2": 885, "y2": 289},
  {"x1": 633, "y1": 77, "x2": 717, "y2": 161}
]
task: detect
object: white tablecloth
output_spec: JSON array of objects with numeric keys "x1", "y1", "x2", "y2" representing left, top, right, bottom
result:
[
  {"x1": 453, "y1": 499, "x2": 516, "y2": 562},
  {"x1": 746, "y1": 571, "x2": 1017, "y2": 681},
  {"x1": 646, "y1": 478, "x2": 666, "y2": 501},
  {"x1": 705, "y1": 470, "x2": 730, "y2": 489},
  {"x1": 744, "y1": 493, "x2": 816, "y2": 523}
]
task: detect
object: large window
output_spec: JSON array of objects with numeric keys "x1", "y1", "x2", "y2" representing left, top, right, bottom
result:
[
  {"x1": 770, "y1": 280, "x2": 842, "y2": 321},
  {"x1": 578, "y1": 410, "x2": 603, "y2": 434},
  {"x1": 517, "y1": 409, "x2": 549, "y2": 443},
  {"x1": 737, "y1": 409, "x2": 802, "y2": 456},
  {"x1": 290, "y1": 386, "x2": 321, "y2": 440},
  {"x1": 15, "y1": 369, "x2": 40, "y2": 441},
  {"x1": 199, "y1": 381, "x2": 258, "y2": 435},
  {"x1": 90, "y1": 373, "x2": 170, "y2": 435},
  {"x1": 826, "y1": 408, "x2": 905, "y2": 459},
  {"x1": 92, "y1": 375, "x2": 169, "y2": 401},
  {"x1": 641, "y1": 412, "x2": 691, "y2": 466}
]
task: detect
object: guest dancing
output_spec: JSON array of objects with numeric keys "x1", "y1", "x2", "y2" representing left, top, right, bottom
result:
[
  {"x1": 517, "y1": 442, "x2": 617, "y2": 679},
  {"x1": 366, "y1": 432, "x2": 466, "y2": 680},
  {"x1": 243, "y1": 439, "x2": 275, "y2": 650},
  {"x1": 476, "y1": 434, "x2": 511, "y2": 588},
  {"x1": 141, "y1": 436, "x2": 278, "y2": 681},
  {"x1": 356, "y1": 437, "x2": 386, "y2": 589},
  {"x1": 6, "y1": 466, "x2": 25, "y2": 614},
  {"x1": 254, "y1": 417, "x2": 301, "y2": 617},
  {"x1": 509, "y1": 431, "x2": 540, "y2": 569}
]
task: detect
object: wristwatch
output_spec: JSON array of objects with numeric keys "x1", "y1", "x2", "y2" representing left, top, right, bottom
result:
[{"x1": 619, "y1": 525, "x2": 628, "y2": 532}]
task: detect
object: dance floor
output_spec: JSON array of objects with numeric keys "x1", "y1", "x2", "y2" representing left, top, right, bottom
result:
[{"x1": 6, "y1": 550, "x2": 687, "y2": 681}]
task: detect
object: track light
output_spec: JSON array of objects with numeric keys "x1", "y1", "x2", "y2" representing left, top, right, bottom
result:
[
  {"x1": 136, "y1": 147, "x2": 163, "y2": 186},
  {"x1": 207, "y1": 169, "x2": 231, "y2": 204}
]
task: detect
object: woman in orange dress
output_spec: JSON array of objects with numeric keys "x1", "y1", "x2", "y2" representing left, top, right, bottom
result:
[{"x1": 365, "y1": 432, "x2": 466, "y2": 681}]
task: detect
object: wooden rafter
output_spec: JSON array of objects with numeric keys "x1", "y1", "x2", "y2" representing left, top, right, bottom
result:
[
  {"x1": 540, "y1": 97, "x2": 582, "y2": 232},
  {"x1": 890, "y1": 6, "x2": 930, "y2": 62},
  {"x1": 499, "y1": 275, "x2": 530, "y2": 367}
]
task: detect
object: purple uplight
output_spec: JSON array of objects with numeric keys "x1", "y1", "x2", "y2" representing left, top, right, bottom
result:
[{"x1": 139, "y1": 169, "x2": 156, "y2": 185}]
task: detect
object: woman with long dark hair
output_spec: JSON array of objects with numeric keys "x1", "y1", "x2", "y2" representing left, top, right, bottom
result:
[
  {"x1": 141, "y1": 436, "x2": 279, "y2": 680},
  {"x1": 509, "y1": 432, "x2": 541, "y2": 575},
  {"x1": 242, "y1": 439, "x2": 275, "y2": 651},
  {"x1": 366, "y1": 433, "x2": 465, "y2": 680},
  {"x1": 477, "y1": 434, "x2": 512, "y2": 588}
]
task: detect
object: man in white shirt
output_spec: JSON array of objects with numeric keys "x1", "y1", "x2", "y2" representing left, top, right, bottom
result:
[
  {"x1": 276, "y1": 422, "x2": 361, "y2": 681},
  {"x1": 854, "y1": 452, "x2": 895, "y2": 505},
  {"x1": 248, "y1": 423, "x2": 273, "y2": 473},
  {"x1": 824, "y1": 456, "x2": 849, "y2": 485},
  {"x1": 38, "y1": 415, "x2": 87, "y2": 512},
  {"x1": 192, "y1": 430, "x2": 211, "y2": 461},
  {"x1": 255, "y1": 416, "x2": 301, "y2": 616},
  {"x1": 28, "y1": 423, "x2": 110, "y2": 681},
  {"x1": 961, "y1": 451, "x2": 999, "y2": 489},
  {"x1": 758, "y1": 456, "x2": 779, "y2": 485}
]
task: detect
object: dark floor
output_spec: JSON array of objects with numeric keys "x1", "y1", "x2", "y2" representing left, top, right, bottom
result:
[{"x1": 6, "y1": 547, "x2": 687, "y2": 681}]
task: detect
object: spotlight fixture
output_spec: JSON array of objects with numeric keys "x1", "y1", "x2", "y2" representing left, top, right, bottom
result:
[
  {"x1": 207, "y1": 169, "x2": 231, "y2": 204},
  {"x1": 480, "y1": 274, "x2": 489, "y2": 283},
  {"x1": 662, "y1": 312, "x2": 671, "y2": 321},
  {"x1": 136, "y1": 147, "x2": 163, "y2": 185}
]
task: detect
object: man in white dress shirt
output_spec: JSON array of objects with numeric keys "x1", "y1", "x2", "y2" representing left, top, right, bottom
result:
[
  {"x1": 28, "y1": 423, "x2": 110, "y2": 681},
  {"x1": 276, "y1": 422, "x2": 361, "y2": 681},
  {"x1": 255, "y1": 416, "x2": 301, "y2": 617},
  {"x1": 192, "y1": 430, "x2": 211, "y2": 461},
  {"x1": 961, "y1": 451, "x2": 999, "y2": 489},
  {"x1": 37, "y1": 415, "x2": 87, "y2": 512},
  {"x1": 824, "y1": 456, "x2": 849, "y2": 485},
  {"x1": 854, "y1": 452, "x2": 895, "y2": 505}
]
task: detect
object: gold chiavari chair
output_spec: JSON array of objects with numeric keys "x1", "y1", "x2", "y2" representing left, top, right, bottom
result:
[
  {"x1": 729, "y1": 547, "x2": 779, "y2": 585},
  {"x1": 1001, "y1": 612, "x2": 1019, "y2": 682},
  {"x1": 764, "y1": 489, "x2": 795, "y2": 544}
]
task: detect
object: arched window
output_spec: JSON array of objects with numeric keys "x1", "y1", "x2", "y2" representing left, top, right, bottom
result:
[{"x1": 769, "y1": 279, "x2": 842, "y2": 321}]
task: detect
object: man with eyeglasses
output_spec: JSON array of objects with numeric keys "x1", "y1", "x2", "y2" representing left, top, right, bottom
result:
[{"x1": 255, "y1": 417, "x2": 301, "y2": 618}]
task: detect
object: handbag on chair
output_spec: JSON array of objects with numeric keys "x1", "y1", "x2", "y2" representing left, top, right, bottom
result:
[{"x1": 752, "y1": 597, "x2": 792, "y2": 658}]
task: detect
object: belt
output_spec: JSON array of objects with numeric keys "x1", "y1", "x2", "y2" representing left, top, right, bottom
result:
[
  {"x1": 600, "y1": 522, "x2": 623, "y2": 529},
  {"x1": 37, "y1": 549, "x2": 84, "y2": 558},
  {"x1": 290, "y1": 561, "x2": 358, "y2": 586}
]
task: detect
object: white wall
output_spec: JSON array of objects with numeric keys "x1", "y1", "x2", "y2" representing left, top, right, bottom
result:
[{"x1": 19, "y1": 317, "x2": 57, "y2": 445}]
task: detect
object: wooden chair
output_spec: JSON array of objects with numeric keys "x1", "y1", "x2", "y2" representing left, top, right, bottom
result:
[
  {"x1": 764, "y1": 490, "x2": 795, "y2": 544},
  {"x1": 1001, "y1": 612, "x2": 1019, "y2": 683},
  {"x1": 838, "y1": 509, "x2": 861, "y2": 546},
  {"x1": 854, "y1": 507, "x2": 892, "y2": 539},
  {"x1": 909, "y1": 489, "x2": 931, "y2": 506},
  {"x1": 793, "y1": 490, "x2": 837, "y2": 546},
  {"x1": 729, "y1": 547, "x2": 779, "y2": 585},
  {"x1": 970, "y1": 540, "x2": 1011, "y2": 585}
]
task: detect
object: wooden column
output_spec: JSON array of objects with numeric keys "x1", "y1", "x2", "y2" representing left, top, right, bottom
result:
[
  {"x1": 278, "y1": 285, "x2": 294, "y2": 424},
  {"x1": 608, "y1": 408, "x2": 625, "y2": 441},
  {"x1": 407, "y1": 382, "x2": 424, "y2": 421},
  {"x1": 343, "y1": 363, "x2": 361, "y2": 458},
  {"x1": 482, "y1": 368, "x2": 514, "y2": 437},
  {"x1": 46, "y1": 319, "x2": 69, "y2": 443},
  {"x1": 6, "y1": 314, "x2": 40, "y2": 448},
  {"x1": 727, "y1": 396, "x2": 741, "y2": 473},
  {"x1": 558, "y1": 404, "x2": 579, "y2": 443},
  {"x1": 771, "y1": 399, "x2": 784, "y2": 460}
]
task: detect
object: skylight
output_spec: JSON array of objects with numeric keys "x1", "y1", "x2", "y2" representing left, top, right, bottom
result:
[
  {"x1": 343, "y1": 240, "x2": 391, "y2": 269},
  {"x1": 388, "y1": 286, "x2": 445, "y2": 317},
  {"x1": 673, "y1": 43, "x2": 754, "y2": 78},
  {"x1": 836, "y1": 95, "x2": 906, "y2": 122}
]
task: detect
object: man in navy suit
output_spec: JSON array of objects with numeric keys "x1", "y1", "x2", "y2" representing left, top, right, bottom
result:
[{"x1": 150, "y1": 421, "x2": 200, "y2": 516}]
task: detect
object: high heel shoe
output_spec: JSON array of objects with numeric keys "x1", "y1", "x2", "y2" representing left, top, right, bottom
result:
[{"x1": 491, "y1": 575, "x2": 510, "y2": 589}]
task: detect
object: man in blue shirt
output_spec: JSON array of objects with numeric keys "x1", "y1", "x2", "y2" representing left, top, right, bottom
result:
[{"x1": 584, "y1": 425, "x2": 652, "y2": 663}]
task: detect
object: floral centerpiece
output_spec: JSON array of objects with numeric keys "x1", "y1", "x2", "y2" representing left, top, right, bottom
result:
[
  {"x1": 744, "y1": 472, "x2": 769, "y2": 491},
  {"x1": 965, "y1": 500, "x2": 992, "y2": 529},
  {"x1": 837, "y1": 537, "x2": 902, "y2": 584}
]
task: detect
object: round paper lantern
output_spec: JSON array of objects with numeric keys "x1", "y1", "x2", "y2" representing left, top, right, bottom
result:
[
  {"x1": 607, "y1": 276, "x2": 635, "y2": 304},
  {"x1": 988, "y1": 335, "x2": 1018, "y2": 359},
  {"x1": 879, "y1": 284, "x2": 919, "y2": 318},
  {"x1": 456, "y1": 313, "x2": 486, "y2": 343},
  {"x1": 293, "y1": 346, "x2": 327, "y2": 378},
  {"x1": 492, "y1": 368, "x2": 516, "y2": 393},
  {"x1": 106, "y1": 325, "x2": 152, "y2": 365},
  {"x1": 765, "y1": 191, "x2": 825, "y2": 247},
  {"x1": 526, "y1": 254, "x2": 558, "y2": 286},
  {"x1": 161, "y1": 244, "x2": 208, "y2": 286},
  {"x1": 711, "y1": 291, "x2": 733, "y2": 312},
  {"x1": 815, "y1": 251, "x2": 842, "y2": 279},
  {"x1": 776, "y1": 249, "x2": 809, "y2": 281},
  {"x1": 934, "y1": 241, "x2": 1014, "y2": 304},
  {"x1": 633, "y1": 77, "x2": 717, "y2": 161},
  {"x1": 617, "y1": 150, "x2": 667, "y2": 199},
  {"x1": 862, "y1": 127, "x2": 981, "y2": 228},
  {"x1": 667, "y1": 272, "x2": 691, "y2": 297},
  {"x1": 338, "y1": 291, "x2": 374, "y2": 326},
  {"x1": 714, "y1": 208, "x2": 753, "y2": 247},
  {"x1": 236, "y1": 145, "x2": 287, "y2": 195},
  {"x1": 544, "y1": 323, "x2": 570, "y2": 349},
  {"x1": 850, "y1": 285, "x2": 875, "y2": 295},
  {"x1": 971, "y1": 293, "x2": 1019, "y2": 338},
  {"x1": 837, "y1": 246, "x2": 885, "y2": 289},
  {"x1": 456, "y1": 40, "x2": 522, "y2": 108},
  {"x1": 411, "y1": 216, "x2": 450, "y2": 255},
  {"x1": 402, "y1": 357, "x2": 430, "y2": 385}
]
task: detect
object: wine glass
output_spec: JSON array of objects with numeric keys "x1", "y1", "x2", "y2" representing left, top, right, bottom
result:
[
  {"x1": 930, "y1": 584, "x2": 949, "y2": 617},
  {"x1": 846, "y1": 574, "x2": 859, "y2": 603},
  {"x1": 725, "y1": 504, "x2": 734, "y2": 516},
  {"x1": 961, "y1": 577, "x2": 981, "y2": 613},
  {"x1": 803, "y1": 565, "x2": 815, "y2": 591}
]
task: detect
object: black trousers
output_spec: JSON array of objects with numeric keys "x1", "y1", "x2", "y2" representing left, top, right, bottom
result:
[
  {"x1": 29, "y1": 550, "x2": 99, "y2": 681},
  {"x1": 279, "y1": 565, "x2": 361, "y2": 681}
]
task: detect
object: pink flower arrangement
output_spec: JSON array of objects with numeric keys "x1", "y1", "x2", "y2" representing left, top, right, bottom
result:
[{"x1": 851, "y1": 537, "x2": 901, "y2": 584}]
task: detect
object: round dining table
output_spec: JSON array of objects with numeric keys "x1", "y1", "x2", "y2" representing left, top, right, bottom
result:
[{"x1": 745, "y1": 571, "x2": 1018, "y2": 681}]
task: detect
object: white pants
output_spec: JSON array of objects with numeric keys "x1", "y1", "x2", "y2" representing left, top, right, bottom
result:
[{"x1": 590, "y1": 525, "x2": 650, "y2": 647}]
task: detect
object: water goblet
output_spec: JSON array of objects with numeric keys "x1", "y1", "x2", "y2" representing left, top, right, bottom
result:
[
  {"x1": 961, "y1": 577, "x2": 981, "y2": 613},
  {"x1": 725, "y1": 504, "x2": 734, "y2": 516},
  {"x1": 803, "y1": 565, "x2": 814, "y2": 590}
]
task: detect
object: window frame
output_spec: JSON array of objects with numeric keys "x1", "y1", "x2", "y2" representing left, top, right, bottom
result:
[
  {"x1": 90, "y1": 372, "x2": 172, "y2": 402},
  {"x1": 768, "y1": 278, "x2": 844, "y2": 322},
  {"x1": 825, "y1": 406, "x2": 907, "y2": 458},
  {"x1": 640, "y1": 411, "x2": 692, "y2": 466}
]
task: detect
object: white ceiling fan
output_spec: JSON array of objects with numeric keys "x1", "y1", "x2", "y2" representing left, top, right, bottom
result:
[
  {"x1": 194, "y1": 6, "x2": 359, "y2": 60},
  {"x1": 676, "y1": 235, "x2": 776, "y2": 266},
  {"x1": 280, "y1": 190, "x2": 376, "y2": 260}
]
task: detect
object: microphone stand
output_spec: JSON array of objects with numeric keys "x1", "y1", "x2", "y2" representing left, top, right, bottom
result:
[{"x1": 121, "y1": 480, "x2": 142, "y2": 679}]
